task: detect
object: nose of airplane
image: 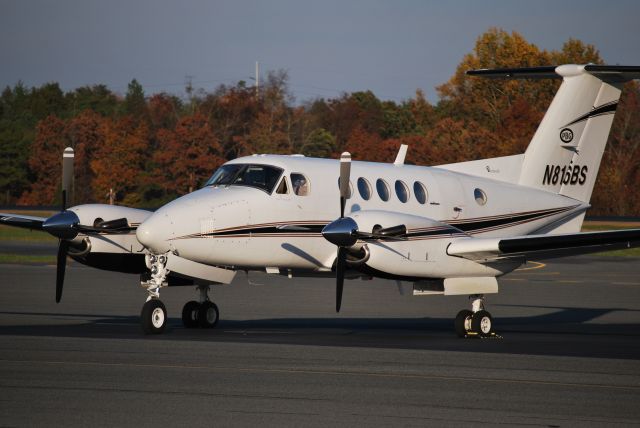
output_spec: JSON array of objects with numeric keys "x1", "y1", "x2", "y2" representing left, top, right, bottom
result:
[{"x1": 136, "y1": 211, "x2": 172, "y2": 254}]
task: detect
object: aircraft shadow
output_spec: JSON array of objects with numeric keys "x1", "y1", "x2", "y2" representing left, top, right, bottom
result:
[{"x1": 1, "y1": 306, "x2": 639, "y2": 360}]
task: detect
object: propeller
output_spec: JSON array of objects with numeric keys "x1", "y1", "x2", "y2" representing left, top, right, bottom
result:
[
  {"x1": 325, "y1": 152, "x2": 352, "y2": 312},
  {"x1": 40, "y1": 147, "x2": 135, "y2": 303},
  {"x1": 322, "y1": 152, "x2": 409, "y2": 312},
  {"x1": 51, "y1": 147, "x2": 75, "y2": 303}
]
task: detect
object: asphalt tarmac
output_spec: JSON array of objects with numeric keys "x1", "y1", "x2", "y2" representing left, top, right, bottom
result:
[{"x1": 1, "y1": 254, "x2": 640, "y2": 427}]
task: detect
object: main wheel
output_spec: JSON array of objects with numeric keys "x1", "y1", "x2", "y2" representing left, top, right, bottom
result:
[
  {"x1": 471, "y1": 310, "x2": 493, "y2": 337},
  {"x1": 198, "y1": 301, "x2": 219, "y2": 329},
  {"x1": 141, "y1": 299, "x2": 167, "y2": 334},
  {"x1": 454, "y1": 309, "x2": 473, "y2": 338},
  {"x1": 181, "y1": 301, "x2": 200, "y2": 328}
]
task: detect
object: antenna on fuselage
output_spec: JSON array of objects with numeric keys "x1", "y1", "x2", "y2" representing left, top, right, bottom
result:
[{"x1": 394, "y1": 144, "x2": 408, "y2": 165}]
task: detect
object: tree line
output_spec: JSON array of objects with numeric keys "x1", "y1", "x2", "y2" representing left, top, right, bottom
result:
[{"x1": 1, "y1": 28, "x2": 638, "y2": 214}]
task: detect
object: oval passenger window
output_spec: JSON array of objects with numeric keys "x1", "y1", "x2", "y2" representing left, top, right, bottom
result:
[
  {"x1": 357, "y1": 177, "x2": 371, "y2": 200},
  {"x1": 376, "y1": 179, "x2": 390, "y2": 201},
  {"x1": 395, "y1": 180, "x2": 409, "y2": 203},
  {"x1": 414, "y1": 181, "x2": 428, "y2": 204},
  {"x1": 474, "y1": 188, "x2": 487, "y2": 205}
]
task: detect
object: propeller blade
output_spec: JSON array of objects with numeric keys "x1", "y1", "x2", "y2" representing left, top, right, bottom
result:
[
  {"x1": 62, "y1": 147, "x2": 74, "y2": 210},
  {"x1": 336, "y1": 246, "x2": 346, "y2": 312},
  {"x1": 56, "y1": 240, "x2": 70, "y2": 303},
  {"x1": 339, "y1": 152, "x2": 351, "y2": 218}
]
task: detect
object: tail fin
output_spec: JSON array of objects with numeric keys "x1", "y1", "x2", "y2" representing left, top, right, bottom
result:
[{"x1": 468, "y1": 65, "x2": 640, "y2": 204}]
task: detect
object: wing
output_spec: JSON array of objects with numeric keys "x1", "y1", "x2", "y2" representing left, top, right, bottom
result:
[
  {"x1": 447, "y1": 229, "x2": 640, "y2": 262},
  {"x1": 0, "y1": 212, "x2": 46, "y2": 230}
]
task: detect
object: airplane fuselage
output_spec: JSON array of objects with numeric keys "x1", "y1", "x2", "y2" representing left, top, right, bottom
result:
[{"x1": 138, "y1": 154, "x2": 585, "y2": 281}]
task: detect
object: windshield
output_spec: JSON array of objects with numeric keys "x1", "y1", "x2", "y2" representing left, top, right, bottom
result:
[{"x1": 204, "y1": 164, "x2": 284, "y2": 193}]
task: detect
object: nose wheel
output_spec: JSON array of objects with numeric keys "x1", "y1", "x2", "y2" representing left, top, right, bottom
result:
[
  {"x1": 141, "y1": 299, "x2": 167, "y2": 334},
  {"x1": 454, "y1": 295, "x2": 497, "y2": 338}
]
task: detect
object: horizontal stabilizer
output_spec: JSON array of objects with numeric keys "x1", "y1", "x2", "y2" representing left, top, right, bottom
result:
[
  {"x1": 0, "y1": 213, "x2": 46, "y2": 230},
  {"x1": 467, "y1": 65, "x2": 640, "y2": 82},
  {"x1": 448, "y1": 229, "x2": 640, "y2": 262}
]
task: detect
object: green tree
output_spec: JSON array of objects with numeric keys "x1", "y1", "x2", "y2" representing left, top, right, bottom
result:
[
  {"x1": 301, "y1": 128, "x2": 335, "y2": 158},
  {"x1": 67, "y1": 85, "x2": 118, "y2": 116},
  {"x1": 124, "y1": 78, "x2": 147, "y2": 119}
]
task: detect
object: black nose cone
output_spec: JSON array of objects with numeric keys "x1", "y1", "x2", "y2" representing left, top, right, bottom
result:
[
  {"x1": 43, "y1": 211, "x2": 80, "y2": 240},
  {"x1": 322, "y1": 217, "x2": 358, "y2": 247}
]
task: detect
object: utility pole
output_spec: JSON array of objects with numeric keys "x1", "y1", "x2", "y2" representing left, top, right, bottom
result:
[{"x1": 255, "y1": 61, "x2": 259, "y2": 97}]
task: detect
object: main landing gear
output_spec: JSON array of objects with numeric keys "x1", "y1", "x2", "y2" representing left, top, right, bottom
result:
[
  {"x1": 454, "y1": 294, "x2": 497, "y2": 338},
  {"x1": 140, "y1": 254, "x2": 221, "y2": 334},
  {"x1": 181, "y1": 285, "x2": 219, "y2": 329}
]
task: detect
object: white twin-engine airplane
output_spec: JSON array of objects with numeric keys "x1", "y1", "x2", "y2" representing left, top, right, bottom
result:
[{"x1": 3, "y1": 64, "x2": 640, "y2": 337}]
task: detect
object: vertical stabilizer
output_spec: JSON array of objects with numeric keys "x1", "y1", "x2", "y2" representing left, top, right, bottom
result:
[
  {"x1": 517, "y1": 65, "x2": 621, "y2": 203},
  {"x1": 468, "y1": 65, "x2": 640, "y2": 205}
]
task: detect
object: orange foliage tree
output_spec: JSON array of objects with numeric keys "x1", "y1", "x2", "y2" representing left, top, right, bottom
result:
[
  {"x1": 90, "y1": 117, "x2": 149, "y2": 205},
  {"x1": 18, "y1": 115, "x2": 67, "y2": 205},
  {"x1": 154, "y1": 113, "x2": 225, "y2": 195}
]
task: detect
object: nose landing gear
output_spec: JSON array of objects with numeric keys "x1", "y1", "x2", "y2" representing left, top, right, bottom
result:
[
  {"x1": 455, "y1": 294, "x2": 498, "y2": 338},
  {"x1": 140, "y1": 254, "x2": 169, "y2": 334}
]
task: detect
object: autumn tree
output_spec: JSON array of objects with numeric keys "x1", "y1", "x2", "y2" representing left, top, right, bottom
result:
[
  {"x1": 345, "y1": 127, "x2": 400, "y2": 162},
  {"x1": 591, "y1": 82, "x2": 640, "y2": 215},
  {"x1": 18, "y1": 115, "x2": 67, "y2": 205},
  {"x1": 154, "y1": 113, "x2": 225, "y2": 196},
  {"x1": 148, "y1": 93, "x2": 180, "y2": 132},
  {"x1": 423, "y1": 118, "x2": 499, "y2": 165},
  {"x1": 203, "y1": 83, "x2": 259, "y2": 159},
  {"x1": 67, "y1": 109, "x2": 106, "y2": 204},
  {"x1": 0, "y1": 84, "x2": 35, "y2": 203},
  {"x1": 437, "y1": 28, "x2": 555, "y2": 130},
  {"x1": 90, "y1": 117, "x2": 149, "y2": 205}
]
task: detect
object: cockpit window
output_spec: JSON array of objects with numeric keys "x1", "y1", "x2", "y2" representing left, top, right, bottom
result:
[
  {"x1": 275, "y1": 177, "x2": 289, "y2": 194},
  {"x1": 291, "y1": 173, "x2": 309, "y2": 196},
  {"x1": 204, "y1": 164, "x2": 284, "y2": 193}
]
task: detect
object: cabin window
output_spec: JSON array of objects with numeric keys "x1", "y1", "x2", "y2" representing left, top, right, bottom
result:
[
  {"x1": 395, "y1": 180, "x2": 409, "y2": 203},
  {"x1": 357, "y1": 177, "x2": 371, "y2": 200},
  {"x1": 291, "y1": 173, "x2": 309, "y2": 196},
  {"x1": 204, "y1": 163, "x2": 283, "y2": 194},
  {"x1": 474, "y1": 188, "x2": 487, "y2": 205},
  {"x1": 414, "y1": 181, "x2": 428, "y2": 204},
  {"x1": 337, "y1": 178, "x2": 352, "y2": 198},
  {"x1": 275, "y1": 177, "x2": 289, "y2": 194},
  {"x1": 376, "y1": 179, "x2": 390, "y2": 201}
]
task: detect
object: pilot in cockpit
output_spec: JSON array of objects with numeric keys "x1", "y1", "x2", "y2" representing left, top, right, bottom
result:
[{"x1": 292, "y1": 175, "x2": 309, "y2": 196}]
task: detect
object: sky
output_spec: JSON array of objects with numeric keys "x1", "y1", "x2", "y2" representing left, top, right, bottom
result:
[{"x1": 1, "y1": 0, "x2": 639, "y2": 104}]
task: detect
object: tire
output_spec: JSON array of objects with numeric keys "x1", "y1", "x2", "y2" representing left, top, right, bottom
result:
[
  {"x1": 141, "y1": 299, "x2": 167, "y2": 335},
  {"x1": 198, "y1": 301, "x2": 219, "y2": 329},
  {"x1": 454, "y1": 309, "x2": 473, "y2": 338},
  {"x1": 471, "y1": 310, "x2": 493, "y2": 337},
  {"x1": 181, "y1": 301, "x2": 200, "y2": 328}
]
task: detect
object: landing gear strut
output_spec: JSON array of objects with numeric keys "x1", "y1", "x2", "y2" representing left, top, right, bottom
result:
[
  {"x1": 140, "y1": 254, "x2": 169, "y2": 334},
  {"x1": 455, "y1": 294, "x2": 496, "y2": 338},
  {"x1": 181, "y1": 284, "x2": 220, "y2": 329}
]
